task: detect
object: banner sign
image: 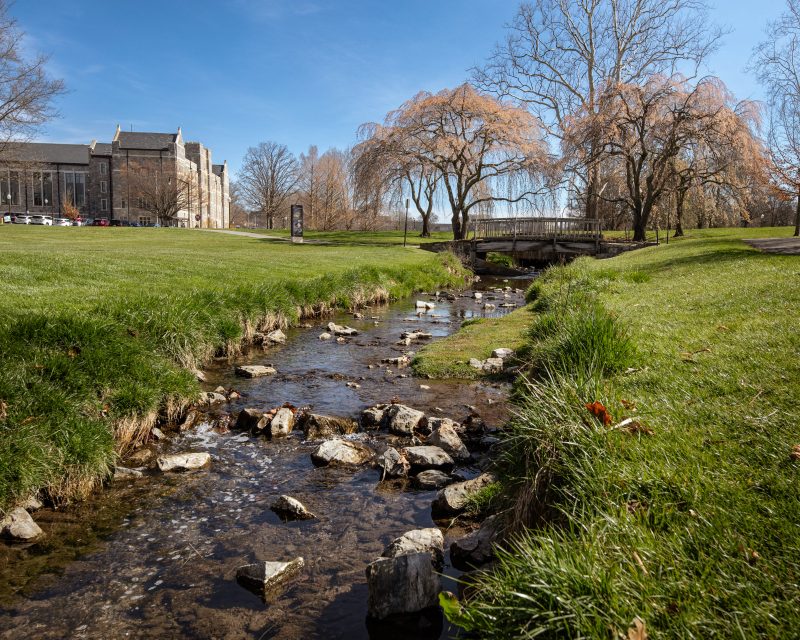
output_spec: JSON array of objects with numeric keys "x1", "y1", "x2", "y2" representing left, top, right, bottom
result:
[{"x1": 290, "y1": 204, "x2": 303, "y2": 243}]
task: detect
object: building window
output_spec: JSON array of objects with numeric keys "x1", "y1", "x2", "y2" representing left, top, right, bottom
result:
[
  {"x1": 31, "y1": 171, "x2": 53, "y2": 207},
  {"x1": 1, "y1": 170, "x2": 21, "y2": 206},
  {"x1": 100, "y1": 163, "x2": 107, "y2": 175},
  {"x1": 100, "y1": 181, "x2": 107, "y2": 193},
  {"x1": 121, "y1": 198, "x2": 127, "y2": 209},
  {"x1": 101, "y1": 198, "x2": 108, "y2": 211},
  {"x1": 137, "y1": 196, "x2": 149, "y2": 209},
  {"x1": 139, "y1": 215, "x2": 152, "y2": 226},
  {"x1": 63, "y1": 172, "x2": 86, "y2": 208}
]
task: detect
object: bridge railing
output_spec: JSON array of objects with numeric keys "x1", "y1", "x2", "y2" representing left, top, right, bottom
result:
[{"x1": 471, "y1": 217, "x2": 601, "y2": 242}]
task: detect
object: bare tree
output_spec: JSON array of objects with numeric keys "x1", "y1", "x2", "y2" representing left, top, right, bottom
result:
[
  {"x1": 298, "y1": 146, "x2": 322, "y2": 229},
  {"x1": 752, "y1": 0, "x2": 800, "y2": 236},
  {"x1": 237, "y1": 142, "x2": 299, "y2": 229},
  {"x1": 360, "y1": 84, "x2": 552, "y2": 240},
  {"x1": 129, "y1": 170, "x2": 206, "y2": 227},
  {"x1": 0, "y1": 1, "x2": 64, "y2": 155},
  {"x1": 474, "y1": 0, "x2": 722, "y2": 218},
  {"x1": 566, "y1": 75, "x2": 760, "y2": 240},
  {"x1": 228, "y1": 181, "x2": 250, "y2": 227}
]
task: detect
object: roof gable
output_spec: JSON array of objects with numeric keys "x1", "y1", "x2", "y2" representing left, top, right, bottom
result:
[{"x1": 117, "y1": 131, "x2": 177, "y2": 150}]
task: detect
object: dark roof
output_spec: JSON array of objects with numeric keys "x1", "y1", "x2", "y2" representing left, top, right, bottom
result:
[
  {"x1": 212, "y1": 164, "x2": 225, "y2": 176},
  {"x1": 117, "y1": 131, "x2": 176, "y2": 150},
  {"x1": 1, "y1": 142, "x2": 90, "y2": 165},
  {"x1": 91, "y1": 142, "x2": 112, "y2": 155}
]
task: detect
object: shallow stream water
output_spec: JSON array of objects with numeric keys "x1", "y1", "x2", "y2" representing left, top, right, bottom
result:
[{"x1": 0, "y1": 279, "x2": 528, "y2": 639}]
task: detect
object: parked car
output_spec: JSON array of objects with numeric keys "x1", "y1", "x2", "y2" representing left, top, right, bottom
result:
[
  {"x1": 30, "y1": 215, "x2": 53, "y2": 226},
  {"x1": 12, "y1": 214, "x2": 31, "y2": 224},
  {"x1": 54, "y1": 217, "x2": 72, "y2": 226},
  {"x1": 73, "y1": 217, "x2": 83, "y2": 226},
  {"x1": 109, "y1": 219, "x2": 129, "y2": 227},
  {"x1": 2, "y1": 213, "x2": 11, "y2": 223},
  {"x1": 91, "y1": 218, "x2": 109, "y2": 227}
]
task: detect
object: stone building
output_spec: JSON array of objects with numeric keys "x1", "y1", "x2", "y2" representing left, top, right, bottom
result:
[{"x1": 0, "y1": 126, "x2": 229, "y2": 228}]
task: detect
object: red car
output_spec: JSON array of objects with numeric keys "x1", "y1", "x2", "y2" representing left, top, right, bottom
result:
[{"x1": 91, "y1": 218, "x2": 109, "y2": 227}]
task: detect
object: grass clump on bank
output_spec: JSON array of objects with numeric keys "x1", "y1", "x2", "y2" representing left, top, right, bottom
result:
[
  {"x1": 0, "y1": 227, "x2": 468, "y2": 509},
  {"x1": 446, "y1": 228, "x2": 800, "y2": 638},
  {"x1": 412, "y1": 306, "x2": 533, "y2": 379}
]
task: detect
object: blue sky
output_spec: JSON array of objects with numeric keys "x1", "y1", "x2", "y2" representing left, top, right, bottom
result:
[{"x1": 11, "y1": 0, "x2": 788, "y2": 176}]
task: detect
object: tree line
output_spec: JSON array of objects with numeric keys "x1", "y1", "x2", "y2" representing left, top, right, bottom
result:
[{"x1": 235, "y1": 0, "x2": 800, "y2": 240}]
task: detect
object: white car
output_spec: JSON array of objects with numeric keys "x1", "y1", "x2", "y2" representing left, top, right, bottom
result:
[
  {"x1": 54, "y1": 217, "x2": 72, "y2": 226},
  {"x1": 12, "y1": 215, "x2": 31, "y2": 224},
  {"x1": 30, "y1": 215, "x2": 53, "y2": 226}
]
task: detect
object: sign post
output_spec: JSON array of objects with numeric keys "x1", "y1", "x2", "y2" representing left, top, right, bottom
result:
[{"x1": 290, "y1": 204, "x2": 304, "y2": 244}]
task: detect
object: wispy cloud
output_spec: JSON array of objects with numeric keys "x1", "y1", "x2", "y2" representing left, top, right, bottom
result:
[{"x1": 233, "y1": 0, "x2": 323, "y2": 21}]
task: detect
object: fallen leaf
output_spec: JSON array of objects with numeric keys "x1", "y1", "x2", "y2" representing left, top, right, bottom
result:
[
  {"x1": 628, "y1": 616, "x2": 648, "y2": 640},
  {"x1": 614, "y1": 417, "x2": 653, "y2": 436},
  {"x1": 790, "y1": 445, "x2": 800, "y2": 461},
  {"x1": 620, "y1": 399, "x2": 637, "y2": 411},
  {"x1": 717, "y1": 324, "x2": 729, "y2": 331},
  {"x1": 585, "y1": 401, "x2": 613, "y2": 426},
  {"x1": 67, "y1": 346, "x2": 81, "y2": 358},
  {"x1": 0, "y1": 400, "x2": 6, "y2": 421}
]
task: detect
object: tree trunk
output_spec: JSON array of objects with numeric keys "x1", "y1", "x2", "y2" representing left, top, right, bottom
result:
[
  {"x1": 419, "y1": 213, "x2": 431, "y2": 238},
  {"x1": 632, "y1": 207, "x2": 647, "y2": 242},
  {"x1": 795, "y1": 191, "x2": 800, "y2": 237},
  {"x1": 451, "y1": 212, "x2": 463, "y2": 240},
  {"x1": 674, "y1": 189, "x2": 685, "y2": 238}
]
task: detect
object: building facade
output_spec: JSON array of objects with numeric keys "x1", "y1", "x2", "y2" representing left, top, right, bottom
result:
[{"x1": 0, "y1": 126, "x2": 229, "y2": 228}]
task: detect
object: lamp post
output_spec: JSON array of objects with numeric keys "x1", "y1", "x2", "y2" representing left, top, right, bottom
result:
[{"x1": 44, "y1": 198, "x2": 49, "y2": 217}]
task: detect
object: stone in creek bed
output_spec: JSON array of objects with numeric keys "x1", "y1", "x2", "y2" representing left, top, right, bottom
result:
[
  {"x1": 381, "y1": 355, "x2": 410, "y2": 367},
  {"x1": 427, "y1": 422, "x2": 470, "y2": 462},
  {"x1": 269, "y1": 407, "x2": 294, "y2": 437},
  {"x1": 270, "y1": 495, "x2": 315, "y2": 520},
  {"x1": 482, "y1": 357, "x2": 504, "y2": 373},
  {"x1": 114, "y1": 466, "x2": 144, "y2": 479},
  {"x1": 413, "y1": 470, "x2": 454, "y2": 490},
  {"x1": 450, "y1": 515, "x2": 499, "y2": 570},
  {"x1": 301, "y1": 413, "x2": 358, "y2": 440},
  {"x1": 235, "y1": 365, "x2": 277, "y2": 378},
  {"x1": 492, "y1": 347, "x2": 515, "y2": 359},
  {"x1": 377, "y1": 446, "x2": 410, "y2": 479},
  {"x1": 327, "y1": 322, "x2": 358, "y2": 336},
  {"x1": 265, "y1": 329, "x2": 286, "y2": 344},
  {"x1": 235, "y1": 408, "x2": 268, "y2": 432},
  {"x1": 236, "y1": 557, "x2": 305, "y2": 599},
  {"x1": 1, "y1": 507, "x2": 43, "y2": 541},
  {"x1": 361, "y1": 404, "x2": 387, "y2": 430},
  {"x1": 156, "y1": 452, "x2": 211, "y2": 472},
  {"x1": 431, "y1": 473, "x2": 497, "y2": 517},
  {"x1": 318, "y1": 332, "x2": 333, "y2": 341},
  {"x1": 382, "y1": 528, "x2": 444, "y2": 570},
  {"x1": 402, "y1": 446, "x2": 454, "y2": 471},
  {"x1": 365, "y1": 552, "x2": 441, "y2": 620},
  {"x1": 200, "y1": 391, "x2": 227, "y2": 405},
  {"x1": 311, "y1": 439, "x2": 372, "y2": 466},
  {"x1": 400, "y1": 330, "x2": 432, "y2": 341},
  {"x1": 383, "y1": 404, "x2": 426, "y2": 436}
]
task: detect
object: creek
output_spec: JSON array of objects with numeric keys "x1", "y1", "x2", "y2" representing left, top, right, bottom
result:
[{"x1": 0, "y1": 278, "x2": 529, "y2": 639}]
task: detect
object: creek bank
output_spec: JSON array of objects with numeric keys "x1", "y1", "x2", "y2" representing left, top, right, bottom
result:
[{"x1": 1, "y1": 279, "x2": 526, "y2": 637}]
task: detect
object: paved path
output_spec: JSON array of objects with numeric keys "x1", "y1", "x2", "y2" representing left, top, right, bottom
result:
[
  {"x1": 744, "y1": 237, "x2": 800, "y2": 255},
  {"x1": 201, "y1": 229, "x2": 288, "y2": 241}
]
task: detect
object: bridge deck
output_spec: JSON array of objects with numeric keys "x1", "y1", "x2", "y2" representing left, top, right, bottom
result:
[{"x1": 471, "y1": 217, "x2": 601, "y2": 244}]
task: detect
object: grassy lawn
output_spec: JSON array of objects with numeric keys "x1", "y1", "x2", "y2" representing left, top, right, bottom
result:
[
  {"x1": 0, "y1": 226, "x2": 467, "y2": 508},
  {"x1": 442, "y1": 227, "x2": 800, "y2": 637},
  {"x1": 230, "y1": 228, "x2": 453, "y2": 245},
  {"x1": 413, "y1": 306, "x2": 533, "y2": 379}
]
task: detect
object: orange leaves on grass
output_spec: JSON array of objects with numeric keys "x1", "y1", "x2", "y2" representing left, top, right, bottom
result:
[{"x1": 585, "y1": 401, "x2": 613, "y2": 426}]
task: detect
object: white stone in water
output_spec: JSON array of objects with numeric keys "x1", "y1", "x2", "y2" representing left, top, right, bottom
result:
[
  {"x1": 473, "y1": 292, "x2": 483, "y2": 300},
  {"x1": 200, "y1": 391, "x2": 227, "y2": 405},
  {"x1": 383, "y1": 404, "x2": 426, "y2": 436},
  {"x1": 157, "y1": 452, "x2": 211, "y2": 472},
  {"x1": 413, "y1": 469, "x2": 454, "y2": 490},
  {"x1": 319, "y1": 332, "x2": 332, "y2": 341},
  {"x1": 269, "y1": 407, "x2": 294, "y2": 437},
  {"x1": 1, "y1": 507, "x2": 42, "y2": 541},
  {"x1": 403, "y1": 446, "x2": 454, "y2": 471},
  {"x1": 236, "y1": 557, "x2": 305, "y2": 597},
  {"x1": 235, "y1": 365, "x2": 277, "y2": 378},
  {"x1": 114, "y1": 466, "x2": 144, "y2": 479},
  {"x1": 265, "y1": 329, "x2": 286, "y2": 344},
  {"x1": 432, "y1": 473, "x2": 496, "y2": 517},
  {"x1": 327, "y1": 322, "x2": 358, "y2": 336},
  {"x1": 311, "y1": 439, "x2": 371, "y2": 466},
  {"x1": 382, "y1": 528, "x2": 445, "y2": 569},
  {"x1": 377, "y1": 447, "x2": 410, "y2": 479},
  {"x1": 270, "y1": 495, "x2": 315, "y2": 520}
]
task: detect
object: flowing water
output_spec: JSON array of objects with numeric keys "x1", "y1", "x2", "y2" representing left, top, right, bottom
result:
[{"x1": 0, "y1": 280, "x2": 529, "y2": 640}]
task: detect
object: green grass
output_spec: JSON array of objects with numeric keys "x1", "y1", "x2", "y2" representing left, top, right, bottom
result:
[
  {"x1": 412, "y1": 306, "x2": 533, "y2": 379},
  {"x1": 0, "y1": 226, "x2": 468, "y2": 508},
  {"x1": 443, "y1": 227, "x2": 800, "y2": 638},
  {"x1": 229, "y1": 228, "x2": 453, "y2": 245}
]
